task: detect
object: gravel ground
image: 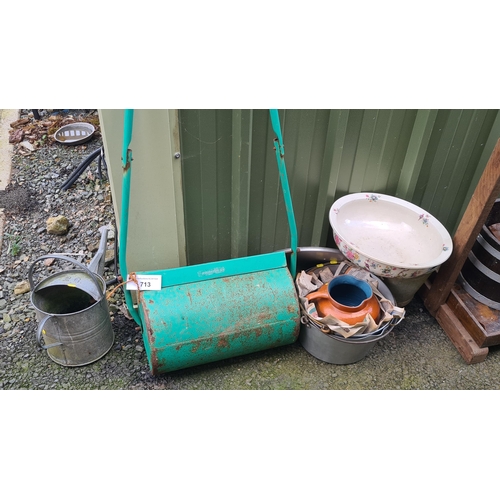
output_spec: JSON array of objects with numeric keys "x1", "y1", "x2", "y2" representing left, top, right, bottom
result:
[{"x1": 2, "y1": 109, "x2": 500, "y2": 390}]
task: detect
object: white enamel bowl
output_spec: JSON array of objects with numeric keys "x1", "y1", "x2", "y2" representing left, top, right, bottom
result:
[{"x1": 329, "y1": 193, "x2": 453, "y2": 279}]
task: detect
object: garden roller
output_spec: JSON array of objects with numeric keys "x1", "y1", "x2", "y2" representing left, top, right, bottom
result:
[{"x1": 119, "y1": 109, "x2": 300, "y2": 375}]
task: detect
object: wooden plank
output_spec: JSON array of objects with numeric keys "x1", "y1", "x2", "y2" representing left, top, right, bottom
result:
[
  {"x1": 424, "y1": 138, "x2": 500, "y2": 315},
  {"x1": 446, "y1": 286, "x2": 488, "y2": 347},
  {"x1": 435, "y1": 303, "x2": 489, "y2": 364},
  {"x1": 450, "y1": 283, "x2": 500, "y2": 347},
  {"x1": 419, "y1": 279, "x2": 431, "y2": 300}
]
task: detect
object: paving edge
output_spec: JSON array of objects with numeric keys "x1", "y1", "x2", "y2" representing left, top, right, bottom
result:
[
  {"x1": 0, "y1": 109, "x2": 21, "y2": 257},
  {"x1": 0, "y1": 109, "x2": 19, "y2": 189},
  {"x1": 0, "y1": 209, "x2": 4, "y2": 256}
]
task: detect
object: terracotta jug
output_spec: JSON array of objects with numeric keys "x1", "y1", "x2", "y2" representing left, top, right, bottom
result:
[{"x1": 306, "y1": 275, "x2": 380, "y2": 324}]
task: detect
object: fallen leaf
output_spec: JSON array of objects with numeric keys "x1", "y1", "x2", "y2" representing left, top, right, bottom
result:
[
  {"x1": 9, "y1": 129, "x2": 24, "y2": 144},
  {"x1": 10, "y1": 118, "x2": 30, "y2": 128}
]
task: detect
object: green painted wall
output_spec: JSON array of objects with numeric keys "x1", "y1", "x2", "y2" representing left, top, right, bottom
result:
[
  {"x1": 100, "y1": 109, "x2": 500, "y2": 270},
  {"x1": 99, "y1": 109, "x2": 186, "y2": 273},
  {"x1": 178, "y1": 109, "x2": 500, "y2": 265}
]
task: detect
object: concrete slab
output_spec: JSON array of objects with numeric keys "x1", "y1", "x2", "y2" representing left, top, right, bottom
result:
[
  {"x1": 0, "y1": 109, "x2": 19, "y2": 190},
  {"x1": 0, "y1": 109, "x2": 20, "y2": 253}
]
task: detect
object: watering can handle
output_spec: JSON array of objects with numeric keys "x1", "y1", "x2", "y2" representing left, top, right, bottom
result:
[
  {"x1": 28, "y1": 254, "x2": 103, "y2": 292},
  {"x1": 87, "y1": 225, "x2": 109, "y2": 276},
  {"x1": 35, "y1": 315, "x2": 63, "y2": 350},
  {"x1": 119, "y1": 109, "x2": 143, "y2": 326}
]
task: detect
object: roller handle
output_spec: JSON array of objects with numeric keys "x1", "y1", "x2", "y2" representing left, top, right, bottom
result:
[{"x1": 269, "y1": 109, "x2": 298, "y2": 278}]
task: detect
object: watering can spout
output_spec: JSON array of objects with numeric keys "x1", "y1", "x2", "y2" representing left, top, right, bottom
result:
[{"x1": 87, "y1": 225, "x2": 110, "y2": 276}]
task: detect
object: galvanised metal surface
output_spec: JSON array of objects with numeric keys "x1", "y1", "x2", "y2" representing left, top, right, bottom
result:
[
  {"x1": 178, "y1": 109, "x2": 500, "y2": 264},
  {"x1": 137, "y1": 252, "x2": 300, "y2": 374},
  {"x1": 29, "y1": 256, "x2": 114, "y2": 367}
]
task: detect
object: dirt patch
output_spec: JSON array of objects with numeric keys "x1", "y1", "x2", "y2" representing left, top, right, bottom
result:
[{"x1": 0, "y1": 184, "x2": 38, "y2": 214}]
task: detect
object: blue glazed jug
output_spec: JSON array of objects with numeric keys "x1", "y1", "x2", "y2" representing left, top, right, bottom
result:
[{"x1": 306, "y1": 274, "x2": 380, "y2": 324}]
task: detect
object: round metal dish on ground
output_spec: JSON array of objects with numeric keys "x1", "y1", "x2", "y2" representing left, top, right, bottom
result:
[
  {"x1": 296, "y1": 247, "x2": 402, "y2": 364},
  {"x1": 54, "y1": 122, "x2": 95, "y2": 145}
]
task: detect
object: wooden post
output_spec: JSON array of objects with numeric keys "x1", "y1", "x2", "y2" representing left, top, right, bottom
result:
[{"x1": 424, "y1": 138, "x2": 500, "y2": 316}]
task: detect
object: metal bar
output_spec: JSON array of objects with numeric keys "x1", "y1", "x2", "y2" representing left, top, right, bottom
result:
[
  {"x1": 119, "y1": 109, "x2": 141, "y2": 325},
  {"x1": 270, "y1": 109, "x2": 298, "y2": 277}
]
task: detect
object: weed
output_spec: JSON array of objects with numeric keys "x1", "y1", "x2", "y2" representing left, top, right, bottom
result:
[{"x1": 5, "y1": 233, "x2": 22, "y2": 257}]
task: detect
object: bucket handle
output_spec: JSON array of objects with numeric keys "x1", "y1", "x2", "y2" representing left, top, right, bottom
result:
[
  {"x1": 35, "y1": 315, "x2": 63, "y2": 350},
  {"x1": 28, "y1": 254, "x2": 104, "y2": 294}
]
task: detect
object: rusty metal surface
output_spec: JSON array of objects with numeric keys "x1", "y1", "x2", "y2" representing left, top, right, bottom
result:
[{"x1": 138, "y1": 265, "x2": 299, "y2": 374}]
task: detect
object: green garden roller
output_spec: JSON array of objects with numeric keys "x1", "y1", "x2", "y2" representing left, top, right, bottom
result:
[{"x1": 119, "y1": 109, "x2": 300, "y2": 375}]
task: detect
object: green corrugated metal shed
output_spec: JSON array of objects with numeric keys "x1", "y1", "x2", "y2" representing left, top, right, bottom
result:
[{"x1": 178, "y1": 109, "x2": 500, "y2": 266}]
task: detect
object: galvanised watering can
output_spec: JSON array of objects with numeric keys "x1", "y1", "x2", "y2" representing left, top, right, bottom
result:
[{"x1": 29, "y1": 226, "x2": 114, "y2": 366}]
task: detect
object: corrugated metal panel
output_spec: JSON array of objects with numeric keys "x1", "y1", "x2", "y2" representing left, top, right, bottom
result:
[
  {"x1": 179, "y1": 109, "x2": 500, "y2": 266},
  {"x1": 414, "y1": 109, "x2": 499, "y2": 231},
  {"x1": 178, "y1": 110, "x2": 233, "y2": 264}
]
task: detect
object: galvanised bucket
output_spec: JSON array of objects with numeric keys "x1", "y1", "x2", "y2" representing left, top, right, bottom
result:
[
  {"x1": 29, "y1": 255, "x2": 114, "y2": 367},
  {"x1": 296, "y1": 247, "x2": 402, "y2": 364}
]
